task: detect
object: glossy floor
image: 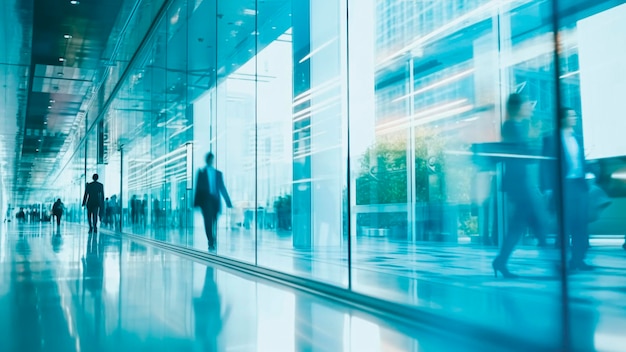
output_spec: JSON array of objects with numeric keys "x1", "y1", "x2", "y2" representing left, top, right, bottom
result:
[
  {"x1": 118, "y1": 218, "x2": 626, "y2": 351},
  {"x1": 0, "y1": 222, "x2": 515, "y2": 352}
]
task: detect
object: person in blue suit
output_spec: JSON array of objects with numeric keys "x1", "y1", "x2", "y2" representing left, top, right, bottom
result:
[{"x1": 541, "y1": 108, "x2": 591, "y2": 271}]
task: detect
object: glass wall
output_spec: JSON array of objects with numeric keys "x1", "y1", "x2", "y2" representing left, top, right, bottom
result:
[{"x1": 53, "y1": 0, "x2": 626, "y2": 349}]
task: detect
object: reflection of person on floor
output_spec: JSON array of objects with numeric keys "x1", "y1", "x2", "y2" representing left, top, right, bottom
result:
[
  {"x1": 194, "y1": 152, "x2": 232, "y2": 251},
  {"x1": 542, "y1": 108, "x2": 592, "y2": 271},
  {"x1": 493, "y1": 93, "x2": 548, "y2": 278},
  {"x1": 82, "y1": 173, "x2": 105, "y2": 233},
  {"x1": 52, "y1": 226, "x2": 63, "y2": 252},
  {"x1": 52, "y1": 198, "x2": 64, "y2": 227},
  {"x1": 82, "y1": 233, "x2": 104, "y2": 291},
  {"x1": 193, "y1": 266, "x2": 230, "y2": 351},
  {"x1": 50, "y1": 226, "x2": 63, "y2": 253}
]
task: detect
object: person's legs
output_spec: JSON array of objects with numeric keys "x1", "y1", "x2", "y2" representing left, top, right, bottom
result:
[
  {"x1": 56, "y1": 214, "x2": 61, "y2": 226},
  {"x1": 496, "y1": 206, "x2": 526, "y2": 263},
  {"x1": 209, "y1": 212, "x2": 217, "y2": 247},
  {"x1": 528, "y1": 189, "x2": 549, "y2": 246},
  {"x1": 87, "y1": 208, "x2": 94, "y2": 231},
  {"x1": 566, "y1": 180, "x2": 589, "y2": 268},
  {"x1": 202, "y1": 207, "x2": 217, "y2": 249},
  {"x1": 493, "y1": 197, "x2": 528, "y2": 277},
  {"x1": 92, "y1": 207, "x2": 99, "y2": 231},
  {"x1": 492, "y1": 188, "x2": 533, "y2": 278}
]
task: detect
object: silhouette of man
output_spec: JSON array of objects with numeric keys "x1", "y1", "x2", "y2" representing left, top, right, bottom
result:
[
  {"x1": 52, "y1": 198, "x2": 64, "y2": 227},
  {"x1": 194, "y1": 152, "x2": 232, "y2": 251},
  {"x1": 82, "y1": 173, "x2": 104, "y2": 233}
]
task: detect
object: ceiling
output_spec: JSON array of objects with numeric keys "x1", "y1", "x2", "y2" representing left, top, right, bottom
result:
[{"x1": 0, "y1": 0, "x2": 126, "y2": 206}]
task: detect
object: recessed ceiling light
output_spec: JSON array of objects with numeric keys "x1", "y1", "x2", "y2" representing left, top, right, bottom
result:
[
  {"x1": 70, "y1": 0, "x2": 79, "y2": 4},
  {"x1": 64, "y1": 34, "x2": 72, "y2": 39},
  {"x1": 48, "y1": 105, "x2": 52, "y2": 109},
  {"x1": 49, "y1": 99, "x2": 55, "y2": 103},
  {"x1": 36, "y1": 149, "x2": 39, "y2": 152},
  {"x1": 58, "y1": 57, "x2": 65, "y2": 62}
]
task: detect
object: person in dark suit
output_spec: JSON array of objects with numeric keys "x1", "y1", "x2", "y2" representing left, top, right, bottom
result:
[
  {"x1": 52, "y1": 198, "x2": 64, "y2": 227},
  {"x1": 541, "y1": 108, "x2": 591, "y2": 271},
  {"x1": 82, "y1": 173, "x2": 105, "y2": 233},
  {"x1": 493, "y1": 93, "x2": 548, "y2": 278},
  {"x1": 16, "y1": 207, "x2": 26, "y2": 223},
  {"x1": 194, "y1": 152, "x2": 232, "y2": 251}
]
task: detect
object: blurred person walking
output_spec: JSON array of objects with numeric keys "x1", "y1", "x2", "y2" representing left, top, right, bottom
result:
[
  {"x1": 492, "y1": 93, "x2": 549, "y2": 278},
  {"x1": 52, "y1": 198, "x2": 65, "y2": 227},
  {"x1": 541, "y1": 108, "x2": 592, "y2": 271},
  {"x1": 194, "y1": 152, "x2": 232, "y2": 251}
]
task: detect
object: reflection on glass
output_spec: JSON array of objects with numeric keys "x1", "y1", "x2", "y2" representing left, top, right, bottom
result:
[
  {"x1": 48, "y1": 0, "x2": 626, "y2": 350},
  {"x1": 347, "y1": 0, "x2": 565, "y2": 345}
]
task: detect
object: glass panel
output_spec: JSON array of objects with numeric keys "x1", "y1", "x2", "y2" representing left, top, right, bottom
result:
[
  {"x1": 254, "y1": 0, "x2": 349, "y2": 285},
  {"x1": 101, "y1": 0, "x2": 168, "y2": 104},
  {"x1": 85, "y1": 126, "x2": 100, "y2": 230},
  {"x1": 196, "y1": 0, "x2": 259, "y2": 263},
  {"x1": 555, "y1": 1, "x2": 626, "y2": 349},
  {"x1": 163, "y1": 0, "x2": 191, "y2": 243},
  {"x1": 189, "y1": 0, "x2": 218, "y2": 253},
  {"x1": 254, "y1": 2, "x2": 296, "y2": 272},
  {"x1": 348, "y1": 0, "x2": 563, "y2": 348},
  {"x1": 147, "y1": 17, "x2": 170, "y2": 237}
]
